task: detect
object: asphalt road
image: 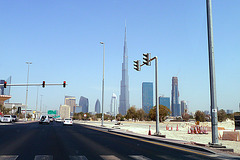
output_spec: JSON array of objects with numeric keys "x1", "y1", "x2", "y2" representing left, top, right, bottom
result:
[{"x1": 0, "y1": 122, "x2": 239, "y2": 160}]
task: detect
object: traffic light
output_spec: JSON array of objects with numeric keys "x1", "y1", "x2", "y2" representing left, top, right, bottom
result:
[
  {"x1": 63, "y1": 81, "x2": 66, "y2": 88},
  {"x1": 133, "y1": 60, "x2": 141, "y2": 71},
  {"x1": 42, "y1": 81, "x2": 45, "y2": 88},
  {"x1": 143, "y1": 53, "x2": 151, "y2": 66},
  {"x1": 4, "y1": 81, "x2": 7, "y2": 88}
]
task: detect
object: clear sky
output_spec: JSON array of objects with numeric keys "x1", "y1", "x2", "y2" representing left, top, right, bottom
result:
[{"x1": 0, "y1": 0, "x2": 239, "y2": 113}]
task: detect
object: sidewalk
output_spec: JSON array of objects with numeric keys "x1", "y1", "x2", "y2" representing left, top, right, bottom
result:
[{"x1": 74, "y1": 120, "x2": 240, "y2": 155}]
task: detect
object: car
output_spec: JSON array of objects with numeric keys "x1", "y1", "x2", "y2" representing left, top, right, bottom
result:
[
  {"x1": 39, "y1": 115, "x2": 50, "y2": 124},
  {"x1": 55, "y1": 118, "x2": 63, "y2": 123},
  {"x1": 11, "y1": 115, "x2": 18, "y2": 122},
  {"x1": 49, "y1": 116, "x2": 54, "y2": 122},
  {"x1": 1, "y1": 115, "x2": 12, "y2": 123},
  {"x1": 63, "y1": 118, "x2": 73, "y2": 125}
]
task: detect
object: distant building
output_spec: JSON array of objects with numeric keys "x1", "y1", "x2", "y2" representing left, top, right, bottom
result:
[
  {"x1": 95, "y1": 99, "x2": 101, "y2": 114},
  {"x1": 59, "y1": 105, "x2": 70, "y2": 119},
  {"x1": 171, "y1": 77, "x2": 180, "y2": 116},
  {"x1": 75, "y1": 106, "x2": 82, "y2": 113},
  {"x1": 79, "y1": 96, "x2": 89, "y2": 113},
  {"x1": 159, "y1": 97, "x2": 170, "y2": 111},
  {"x1": 64, "y1": 96, "x2": 76, "y2": 115},
  {"x1": 119, "y1": 25, "x2": 130, "y2": 115},
  {"x1": 142, "y1": 82, "x2": 153, "y2": 114},
  {"x1": 0, "y1": 80, "x2": 5, "y2": 95},
  {"x1": 226, "y1": 109, "x2": 233, "y2": 114},
  {"x1": 204, "y1": 110, "x2": 210, "y2": 115},
  {"x1": 180, "y1": 100, "x2": 187, "y2": 115},
  {"x1": 110, "y1": 93, "x2": 117, "y2": 116}
]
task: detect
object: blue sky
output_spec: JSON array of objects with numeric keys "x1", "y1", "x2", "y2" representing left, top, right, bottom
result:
[{"x1": 0, "y1": 0, "x2": 239, "y2": 113}]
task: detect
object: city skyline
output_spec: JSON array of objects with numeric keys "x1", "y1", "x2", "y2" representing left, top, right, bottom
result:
[{"x1": 1, "y1": 1, "x2": 240, "y2": 113}]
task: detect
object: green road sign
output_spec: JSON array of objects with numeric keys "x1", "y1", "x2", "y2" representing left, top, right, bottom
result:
[{"x1": 48, "y1": 110, "x2": 57, "y2": 115}]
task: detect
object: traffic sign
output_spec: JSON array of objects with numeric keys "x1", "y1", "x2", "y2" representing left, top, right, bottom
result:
[{"x1": 48, "y1": 110, "x2": 57, "y2": 115}]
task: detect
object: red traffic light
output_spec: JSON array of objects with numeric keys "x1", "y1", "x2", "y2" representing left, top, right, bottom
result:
[
  {"x1": 4, "y1": 81, "x2": 7, "y2": 88},
  {"x1": 42, "y1": 81, "x2": 45, "y2": 88},
  {"x1": 63, "y1": 81, "x2": 66, "y2": 88}
]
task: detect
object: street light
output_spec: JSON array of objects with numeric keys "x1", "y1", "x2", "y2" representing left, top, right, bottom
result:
[
  {"x1": 100, "y1": 42, "x2": 105, "y2": 126},
  {"x1": 25, "y1": 61, "x2": 32, "y2": 121},
  {"x1": 40, "y1": 95, "x2": 43, "y2": 114}
]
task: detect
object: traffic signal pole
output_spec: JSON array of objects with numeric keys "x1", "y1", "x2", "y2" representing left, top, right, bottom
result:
[{"x1": 134, "y1": 54, "x2": 160, "y2": 135}]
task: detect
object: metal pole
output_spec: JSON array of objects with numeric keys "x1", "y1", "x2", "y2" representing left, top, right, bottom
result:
[
  {"x1": 40, "y1": 95, "x2": 43, "y2": 115},
  {"x1": 100, "y1": 42, "x2": 105, "y2": 126},
  {"x1": 206, "y1": 0, "x2": 218, "y2": 145},
  {"x1": 25, "y1": 62, "x2": 32, "y2": 121},
  {"x1": 35, "y1": 86, "x2": 39, "y2": 119},
  {"x1": 155, "y1": 57, "x2": 160, "y2": 135}
]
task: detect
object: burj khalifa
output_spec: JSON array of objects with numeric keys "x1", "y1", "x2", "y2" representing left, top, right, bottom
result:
[{"x1": 119, "y1": 25, "x2": 130, "y2": 115}]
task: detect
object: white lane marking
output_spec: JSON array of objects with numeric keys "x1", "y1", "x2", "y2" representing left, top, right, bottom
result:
[
  {"x1": 0, "y1": 155, "x2": 18, "y2": 160},
  {"x1": 34, "y1": 155, "x2": 53, "y2": 160},
  {"x1": 100, "y1": 155, "x2": 121, "y2": 160},
  {"x1": 69, "y1": 155, "x2": 88, "y2": 160},
  {"x1": 129, "y1": 155, "x2": 151, "y2": 160}
]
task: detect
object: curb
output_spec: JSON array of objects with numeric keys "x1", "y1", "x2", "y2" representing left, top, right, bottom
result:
[{"x1": 78, "y1": 123, "x2": 216, "y2": 154}]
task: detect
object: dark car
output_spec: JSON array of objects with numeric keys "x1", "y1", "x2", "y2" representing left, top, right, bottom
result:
[{"x1": 11, "y1": 115, "x2": 18, "y2": 122}]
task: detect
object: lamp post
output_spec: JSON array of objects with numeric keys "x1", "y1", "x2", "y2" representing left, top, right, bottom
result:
[
  {"x1": 100, "y1": 42, "x2": 105, "y2": 126},
  {"x1": 40, "y1": 95, "x2": 43, "y2": 114},
  {"x1": 25, "y1": 62, "x2": 32, "y2": 121}
]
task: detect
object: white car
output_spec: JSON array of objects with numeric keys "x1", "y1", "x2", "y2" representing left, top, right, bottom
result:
[
  {"x1": 1, "y1": 115, "x2": 12, "y2": 123},
  {"x1": 39, "y1": 115, "x2": 50, "y2": 124},
  {"x1": 63, "y1": 118, "x2": 73, "y2": 125}
]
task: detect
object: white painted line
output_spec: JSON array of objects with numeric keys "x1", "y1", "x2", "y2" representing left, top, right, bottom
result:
[
  {"x1": 100, "y1": 155, "x2": 121, "y2": 160},
  {"x1": 129, "y1": 155, "x2": 151, "y2": 160},
  {"x1": 34, "y1": 155, "x2": 53, "y2": 160},
  {"x1": 69, "y1": 155, "x2": 88, "y2": 160},
  {"x1": 0, "y1": 155, "x2": 18, "y2": 160}
]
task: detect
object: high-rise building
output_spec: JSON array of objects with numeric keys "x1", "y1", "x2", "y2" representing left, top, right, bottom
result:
[
  {"x1": 110, "y1": 93, "x2": 117, "y2": 116},
  {"x1": 171, "y1": 77, "x2": 180, "y2": 116},
  {"x1": 0, "y1": 80, "x2": 5, "y2": 95},
  {"x1": 4, "y1": 76, "x2": 11, "y2": 103},
  {"x1": 159, "y1": 97, "x2": 170, "y2": 111},
  {"x1": 59, "y1": 105, "x2": 70, "y2": 119},
  {"x1": 75, "y1": 106, "x2": 82, "y2": 113},
  {"x1": 181, "y1": 100, "x2": 187, "y2": 115},
  {"x1": 119, "y1": 25, "x2": 130, "y2": 115},
  {"x1": 79, "y1": 96, "x2": 89, "y2": 113},
  {"x1": 95, "y1": 99, "x2": 101, "y2": 114},
  {"x1": 64, "y1": 96, "x2": 76, "y2": 116},
  {"x1": 142, "y1": 82, "x2": 153, "y2": 114}
]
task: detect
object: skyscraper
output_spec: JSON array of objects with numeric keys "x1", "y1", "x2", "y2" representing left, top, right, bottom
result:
[
  {"x1": 159, "y1": 97, "x2": 170, "y2": 111},
  {"x1": 181, "y1": 100, "x2": 187, "y2": 115},
  {"x1": 64, "y1": 96, "x2": 76, "y2": 115},
  {"x1": 0, "y1": 80, "x2": 5, "y2": 95},
  {"x1": 119, "y1": 25, "x2": 130, "y2": 115},
  {"x1": 171, "y1": 77, "x2": 180, "y2": 116},
  {"x1": 79, "y1": 96, "x2": 89, "y2": 113},
  {"x1": 110, "y1": 93, "x2": 117, "y2": 116},
  {"x1": 142, "y1": 82, "x2": 153, "y2": 114},
  {"x1": 95, "y1": 99, "x2": 100, "y2": 114}
]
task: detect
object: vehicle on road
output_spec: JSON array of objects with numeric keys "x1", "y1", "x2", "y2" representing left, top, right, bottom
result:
[
  {"x1": 1, "y1": 115, "x2": 12, "y2": 123},
  {"x1": 11, "y1": 115, "x2": 18, "y2": 122},
  {"x1": 55, "y1": 118, "x2": 62, "y2": 123},
  {"x1": 63, "y1": 118, "x2": 73, "y2": 125},
  {"x1": 49, "y1": 116, "x2": 54, "y2": 122},
  {"x1": 39, "y1": 115, "x2": 50, "y2": 124}
]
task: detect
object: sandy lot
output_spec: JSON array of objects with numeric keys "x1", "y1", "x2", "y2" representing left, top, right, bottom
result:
[{"x1": 75, "y1": 120, "x2": 240, "y2": 154}]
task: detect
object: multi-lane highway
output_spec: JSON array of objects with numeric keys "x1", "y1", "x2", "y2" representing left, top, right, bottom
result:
[{"x1": 0, "y1": 122, "x2": 239, "y2": 160}]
